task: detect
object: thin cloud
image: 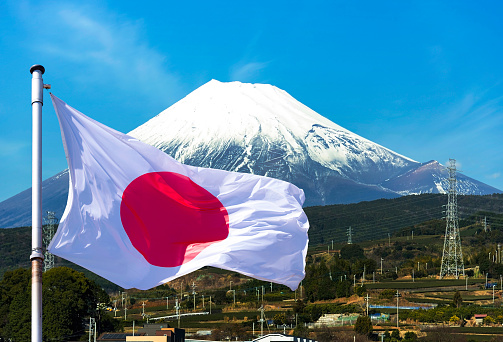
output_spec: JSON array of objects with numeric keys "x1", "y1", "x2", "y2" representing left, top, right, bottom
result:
[
  {"x1": 488, "y1": 172, "x2": 501, "y2": 179},
  {"x1": 443, "y1": 159, "x2": 462, "y2": 169},
  {"x1": 229, "y1": 32, "x2": 270, "y2": 82},
  {"x1": 230, "y1": 61, "x2": 270, "y2": 82},
  {"x1": 16, "y1": 2, "x2": 185, "y2": 107},
  {"x1": 0, "y1": 139, "x2": 28, "y2": 157}
]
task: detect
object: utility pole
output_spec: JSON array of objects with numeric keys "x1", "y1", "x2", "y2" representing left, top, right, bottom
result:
[
  {"x1": 365, "y1": 294, "x2": 371, "y2": 316},
  {"x1": 165, "y1": 296, "x2": 169, "y2": 310},
  {"x1": 395, "y1": 291, "x2": 400, "y2": 328},
  {"x1": 440, "y1": 159, "x2": 465, "y2": 279},
  {"x1": 192, "y1": 282, "x2": 196, "y2": 311},
  {"x1": 259, "y1": 305, "x2": 265, "y2": 337},
  {"x1": 175, "y1": 298, "x2": 180, "y2": 328},
  {"x1": 270, "y1": 282, "x2": 273, "y2": 292},
  {"x1": 362, "y1": 266, "x2": 365, "y2": 285},
  {"x1": 89, "y1": 317, "x2": 95, "y2": 342},
  {"x1": 142, "y1": 302, "x2": 145, "y2": 318},
  {"x1": 209, "y1": 296, "x2": 212, "y2": 315}
]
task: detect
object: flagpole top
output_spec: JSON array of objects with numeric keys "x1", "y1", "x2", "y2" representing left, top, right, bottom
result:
[{"x1": 30, "y1": 65, "x2": 45, "y2": 75}]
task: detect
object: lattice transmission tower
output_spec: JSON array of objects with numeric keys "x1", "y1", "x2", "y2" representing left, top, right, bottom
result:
[
  {"x1": 440, "y1": 159, "x2": 465, "y2": 279},
  {"x1": 43, "y1": 211, "x2": 58, "y2": 272},
  {"x1": 347, "y1": 226, "x2": 353, "y2": 244}
]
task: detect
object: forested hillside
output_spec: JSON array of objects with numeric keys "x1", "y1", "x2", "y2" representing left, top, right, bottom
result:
[
  {"x1": 305, "y1": 193, "x2": 503, "y2": 245},
  {"x1": 2, "y1": 193, "x2": 502, "y2": 281}
]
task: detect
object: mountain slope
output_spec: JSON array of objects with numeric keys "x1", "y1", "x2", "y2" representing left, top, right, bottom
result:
[{"x1": 0, "y1": 80, "x2": 500, "y2": 228}]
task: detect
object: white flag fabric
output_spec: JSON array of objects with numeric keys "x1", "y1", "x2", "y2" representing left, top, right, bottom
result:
[{"x1": 49, "y1": 94, "x2": 309, "y2": 290}]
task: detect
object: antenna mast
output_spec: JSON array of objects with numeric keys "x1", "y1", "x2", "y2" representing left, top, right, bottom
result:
[{"x1": 440, "y1": 159, "x2": 465, "y2": 279}]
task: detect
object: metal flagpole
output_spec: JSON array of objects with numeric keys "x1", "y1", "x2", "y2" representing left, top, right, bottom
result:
[{"x1": 30, "y1": 64, "x2": 45, "y2": 342}]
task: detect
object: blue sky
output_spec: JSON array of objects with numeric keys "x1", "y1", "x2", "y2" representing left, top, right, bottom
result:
[{"x1": 0, "y1": 1, "x2": 502, "y2": 202}]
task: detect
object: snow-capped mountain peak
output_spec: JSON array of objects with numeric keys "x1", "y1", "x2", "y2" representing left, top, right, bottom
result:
[{"x1": 0, "y1": 80, "x2": 500, "y2": 228}]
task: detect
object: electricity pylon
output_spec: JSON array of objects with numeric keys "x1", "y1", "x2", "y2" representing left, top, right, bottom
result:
[
  {"x1": 440, "y1": 159, "x2": 465, "y2": 279},
  {"x1": 347, "y1": 226, "x2": 353, "y2": 244},
  {"x1": 43, "y1": 211, "x2": 58, "y2": 272}
]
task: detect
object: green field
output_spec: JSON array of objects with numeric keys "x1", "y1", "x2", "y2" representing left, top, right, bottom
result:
[{"x1": 365, "y1": 278, "x2": 484, "y2": 290}]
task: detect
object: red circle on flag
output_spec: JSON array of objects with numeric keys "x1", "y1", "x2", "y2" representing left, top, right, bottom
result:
[{"x1": 120, "y1": 172, "x2": 229, "y2": 267}]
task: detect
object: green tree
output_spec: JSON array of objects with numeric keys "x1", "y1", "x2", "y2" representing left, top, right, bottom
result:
[
  {"x1": 292, "y1": 323, "x2": 310, "y2": 339},
  {"x1": 380, "y1": 289, "x2": 396, "y2": 300},
  {"x1": 354, "y1": 315, "x2": 373, "y2": 336},
  {"x1": 3, "y1": 284, "x2": 30, "y2": 341},
  {"x1": 273, "y1": 313, "x2": 287, "y2": 325},
  {"x1": 453, "y1": 290, "x2": 463, "y2": 308},
  {"x1": 0, "y1": 268, "x2": 31, "y2": 341},
  {"x1": 0, "y1": 267, "x2": 111, "y2": 342},
  {"x1": 341, "y1": 244, "x2": 365, "y2": 260},
  {"x1": 42, "y1": 267, "x2": 109, "y2": 341},
  {"x1": 449, "y1": 315, "x2": 460, "y2": 324},
  {"x1": 355, "y1": 285, "x2": 367, "y2": 297},
  {"x1": 390, "y1": 329, "x2": 400, "y2": 340},
  {"x1": 403, "y1": 331, "x2": 417, "y2": 341}
]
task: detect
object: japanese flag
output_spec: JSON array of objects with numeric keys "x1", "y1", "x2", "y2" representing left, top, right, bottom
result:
[{"x1": 49, "y1": 94, "x2": 309, "y2": 290}]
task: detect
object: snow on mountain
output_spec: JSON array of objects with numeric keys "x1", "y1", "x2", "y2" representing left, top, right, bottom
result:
[
  {"x1": 0, "y1": 80, "x2": 501, "y2": 228},
  {"x1": 129, "y1": 80, "x2": 418, "y2": 189}
]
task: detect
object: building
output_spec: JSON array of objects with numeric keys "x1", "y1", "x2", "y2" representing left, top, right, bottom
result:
[
  {"x1": 252, "y1": 333, "x2": 317, "y2": 342},
  {"x1": 313, "y1": 313, "x2": 359, "y2": 327}
]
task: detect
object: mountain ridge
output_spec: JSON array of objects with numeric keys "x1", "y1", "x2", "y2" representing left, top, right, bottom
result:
[{"x1": 0, "y1": 80, "x2": 500, "y2": 228}]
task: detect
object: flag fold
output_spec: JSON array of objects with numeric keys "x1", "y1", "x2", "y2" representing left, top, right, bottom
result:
[{"x1": 49, "y1": 94, "x2": 309, "y2": 290}]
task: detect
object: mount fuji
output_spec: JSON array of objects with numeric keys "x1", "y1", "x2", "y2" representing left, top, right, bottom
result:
[{"x1": 0, "y1": 80, "x2": 500, "y2": 228}]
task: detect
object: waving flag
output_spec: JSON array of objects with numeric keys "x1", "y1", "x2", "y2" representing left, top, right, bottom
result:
[{"x1": 48, "y1": 94, "x2": 309, "y2": 290}]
